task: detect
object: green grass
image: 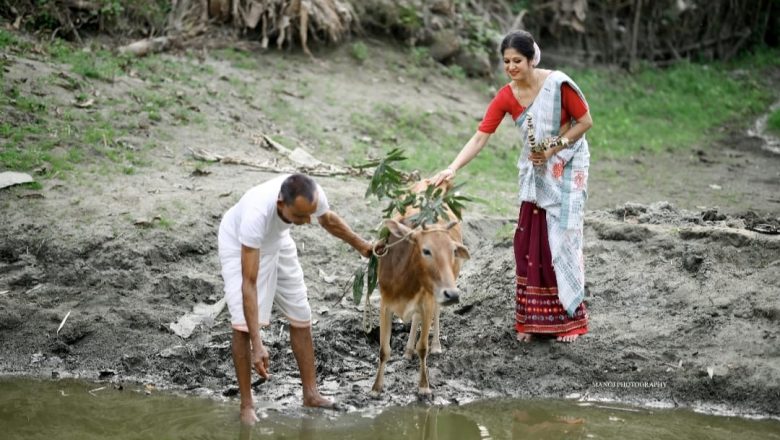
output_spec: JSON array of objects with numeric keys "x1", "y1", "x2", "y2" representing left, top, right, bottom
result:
[
  {"x1": 444, "y1": 64, "x2": 467, "y2": 80},
  {"x1": 130, "y1": 55, "x2": 205, "y2": 86},
  {"x1": 398, "y1": 5, "x2": 423, "y2": 31},
  {"x1": 157, "y1": 217, "x2": 173, "y2": 229},
  {"x1": 0, "y1": 29, "x2": 18, "y2": 48},
  {"x1": 20, "y1": 181, "x2": 44, "y2": 190},
  {"x1": 571, "y1": 51, "x2": 778, "y2": 156},
  {"x1": 0, "y1": 28, "x2": 32, "y2": 52},
  {"x1": 350, "y1": 42, "x2": 368, "y2": 63},
  {"x1": 0, "y1": 104, "x2": 136, "y2": 175},
  {"x1": 48, "y1": 41, "x2": 125, "y2": 81},
  {"x1": 215, "y1": 48, "x2": 258, "y2": 70},
  {"x1": 0, "y1": 31, "x2": 180, "y2": 180},
  {"x1": 767, "y1": 109, "x2": 780, "y2": 136},
  {"x1": 0, "y1": 44, "x2": 137, "y2": 177},
  {"x1": 409, "y1": 47, "x2": 434, "y2": 68}
]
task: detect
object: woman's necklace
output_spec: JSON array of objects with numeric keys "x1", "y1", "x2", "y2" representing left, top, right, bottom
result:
[{"x1": 514, "y1": 71, "x2": 541, "y2": 107}]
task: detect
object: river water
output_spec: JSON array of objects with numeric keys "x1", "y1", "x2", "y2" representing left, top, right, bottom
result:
[{"x1": 1, "y1": 378, "x2": 778, "y2": 439}]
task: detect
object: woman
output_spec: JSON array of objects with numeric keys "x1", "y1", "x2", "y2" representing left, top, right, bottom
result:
[{"x1": 432, "y1": 30, "x2": 592, "y2": 343}]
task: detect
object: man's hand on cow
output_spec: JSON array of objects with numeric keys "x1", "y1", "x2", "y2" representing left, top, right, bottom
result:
[
  {"x1": 359, "y1": 239, "x2": 375, "y2": 258},
  {"x1": 251, "y1": 341, "x2": 270, "y2": 379}
]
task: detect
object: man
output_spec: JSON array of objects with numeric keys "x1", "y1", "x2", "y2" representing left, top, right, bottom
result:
[{"x1": 218, "y1": 173, "x2": 373, "y2": 425}]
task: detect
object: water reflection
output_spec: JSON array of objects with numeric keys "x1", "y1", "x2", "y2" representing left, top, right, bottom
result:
[
  {"x1": 2, "y1": 379, "x2": 779, "y2": 440},
  {"x1": 371, "y1": 406, "x2": 483, "y2": 440},
  {"x1": 239, "y1": 424, "x2": 252, "y2": 440},
  {"x1": 511, "y1": 405, "x2": 587, "y2": 439},
  {"x1": 236, "y1": 407, "x2": 484, "y2": 440}
]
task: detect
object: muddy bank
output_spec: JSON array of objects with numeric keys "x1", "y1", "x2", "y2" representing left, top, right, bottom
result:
[{"x1": 1, "y1": 190, "x2": 778, "y2": 417}]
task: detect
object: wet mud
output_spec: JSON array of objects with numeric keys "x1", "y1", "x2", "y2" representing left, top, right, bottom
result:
[{"x1": 1, "y1": 197, "x2": 778, "y2": 418}]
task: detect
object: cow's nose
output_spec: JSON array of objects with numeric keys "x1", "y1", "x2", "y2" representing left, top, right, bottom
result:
[{"x1": 441, "y1": 289, "x2": 460, "y2": 306}]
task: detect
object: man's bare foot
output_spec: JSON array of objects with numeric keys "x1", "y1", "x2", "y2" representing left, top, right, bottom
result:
[
  {"x1": 516, "y1": 332, "x2": 532, "y2": 343},
  {"x1": 303, "y1": 393, "x2": 337, "y2": 409},
  {"x1": 239, "y1": 405, "x2": 259, "y2": 425},
  {"x1": 556, "y1": 334, "x2": 579, "y2": 343}
]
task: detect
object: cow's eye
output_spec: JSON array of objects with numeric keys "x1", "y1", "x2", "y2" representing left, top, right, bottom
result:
[{"x1": 422, "y1": 248, "x2": 432, "y2": 257}]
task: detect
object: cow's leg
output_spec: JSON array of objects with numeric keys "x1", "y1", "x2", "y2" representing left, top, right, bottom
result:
[
  {"x1": 430, "y1": 305, "x2": 443, "y2": 355},
  {"x1": 416, "y1": 302, "x2": 434, "y2": 396},
  {"x1": 404, "y1": 312, "x2": 420, "y2": 360},
  {"x1": 371, "y1": 303, "x2": 393, "y2": 397}
]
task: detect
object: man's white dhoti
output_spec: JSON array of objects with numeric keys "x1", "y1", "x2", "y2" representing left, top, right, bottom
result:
[
  {"x1": 219, "y1": 233, "x2": 312, "y2": 331},
  {"x1": 217, "y1": 174, "x2": 329, "y2": 332}
]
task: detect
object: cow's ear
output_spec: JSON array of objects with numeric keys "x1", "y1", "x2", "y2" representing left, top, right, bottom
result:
[
  {"x1": 385, "y1": 219, "x2": 412, "y2": 238},
  {"x1": 454, "y1": 243, "x2": 470, "y2": 260}
]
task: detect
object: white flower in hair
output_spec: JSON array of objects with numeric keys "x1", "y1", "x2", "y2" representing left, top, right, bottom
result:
[{"x1": 532, "y1": 42, "x2": 541, "y2": 67}]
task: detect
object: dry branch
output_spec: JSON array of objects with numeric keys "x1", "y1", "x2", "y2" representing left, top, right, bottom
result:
[
  {"x1": 118, "y1": 36, "x2": 174, "y2": 57},
  {"x1": 189, "y1": 131, "x2": 366, "y2": 177}
]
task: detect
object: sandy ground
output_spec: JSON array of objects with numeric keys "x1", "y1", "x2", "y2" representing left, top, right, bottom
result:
[{"x1": 1, "y1": 37, "x2": 779, "y2": 419}]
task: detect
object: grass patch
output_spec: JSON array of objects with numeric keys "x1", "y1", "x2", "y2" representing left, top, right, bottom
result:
[
  {"x1": 128, "y1": 89, "x2": 183, "y2": 124},
  {"x1": 157, "y1": 217, "x2": 174, "y2": 229},
  {"x1": 0, "y1": 90, "x2": 138, "y2": 177},
  {"x1": 350, "y1": 42, "x2": 368, "y2": 63},
  {"x1": 214, "y1": 48, "x2": 258, "y2": 70},
  {"x1": 767, "y1": 109, "x2": 780, "y2": 136},
  {"x1": 130, "y1": 55, "x2": 203, "y2": 86},
  {"x1": 409, "y1": 47, "x2": 434, "y2": 68},
  {"x1": 0, "y1": 34, "x2": 182, "y2": 179},
  {"x1": 6, "y1": 91, "x2": 48, "y2": 115},
  {"x1": 0, "y1": 29, "x2": 33, "y2": 53},
  {"x1": 444, "y1": 64, "x2": 467, "y2": 80},
  {"x1": 21, "y1": 181, "x2": 44, "y2": 190},
  {"x1": 570, "y1": 50, "x2": 778, "y2": 156},
  {"x1": 48, "y1": 40, "x2": 124, "y2": 81},
  {"x1": 0, "y1": 29, "x2": 18, "y2": 48}
]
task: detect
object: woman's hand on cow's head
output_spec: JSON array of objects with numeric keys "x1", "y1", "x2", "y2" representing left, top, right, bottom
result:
[{"x1": 431, "y1": 167, "x2": 455, "y2": 186}]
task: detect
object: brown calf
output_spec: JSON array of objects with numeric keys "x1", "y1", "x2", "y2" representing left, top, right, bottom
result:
[{"x1": 370, "y1": 184, "x2": 470, "y2": 396}]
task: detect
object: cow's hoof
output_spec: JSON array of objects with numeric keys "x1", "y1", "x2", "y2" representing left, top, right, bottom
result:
[
  {"x1": 369, "y1": 389, "x2": 382, "y2": 399},
  {"x1": 417, "y1": 387, "x2": 432, "y2": 396},
  {"x1": 430, "y1": 346, "x2": 443, "y2": 355},
  {"x1": 403, "y1": 349, "x2": 415, "y2": 360},
  {"x1": 417, "y1": 388, "x2": 433, "y2": 402}
]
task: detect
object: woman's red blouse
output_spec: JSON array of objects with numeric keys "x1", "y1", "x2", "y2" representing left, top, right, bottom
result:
[{"x1": 478, "y1": 82, "x2": 588, "y2": 134}]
